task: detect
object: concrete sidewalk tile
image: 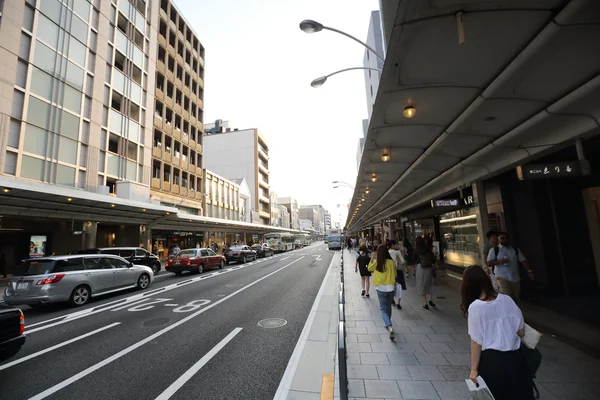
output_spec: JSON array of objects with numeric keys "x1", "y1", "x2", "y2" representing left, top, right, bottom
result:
[
  {"x1": 367, "y1": 326, "x2": 390, "y2": 335},
  {"x1": 361, "y1": 353, "x2": 390, "y2": 365},
  {"x1": 380, "y1": 334, "x2": 407, "y2": 343},
  {"x1": 407, "y1": 366, "x2": 445, "y2": 381},
  {"x1": 387, "y1": 353, "x2": 420, "y2": 366},
  {"x1": 286, "y1": 390, "x2": 321, "y2": 400},
  {"x1": 364, "y1": 380, "x2": 402, "y2": 398},
  {"x1": 307, "y1": 311, "x2": 332, "y2": 342},
  {"x1": 408, "y1": 326, "x2": 435, "y2": 334},
  {"x1": 348, "y1": 343, "x2": 373, "y2": 353},
  {"x1": 534, "y1": 384, "x2": 560, "y2": 400},
  {"x1": 376, "y1": 365, "x2": 411, "y2": 380},
  {"x1": 289, "y1": 341, "x2": 329, "y2": 393},
  {"x1": 425, "y1": 334, "x2": 456, "y2": 343},
  {"x1": 442, "y1": 353, "x2": 470, "y2": 366},
  {"x1": 431, "y1": 326, "x2": 459, "y2": 334},
  {"x1": 371, "y1": 342, "x2": 399, "y2": 353},
  {"x1": 395, "y1": 342, "x2": 426, "y2": 353},
  {"x1": 347, "y1": 333, "x2": 358, "y2": 343},
  {"x1": 346, "y1": 320, "x2": 357, "y2": 328},
  {"x1": 347, "y1": 352, "x2": 361, "y2": 365},
  {"x1": 431, "y1": 381, "x2": 471, "y2": 400},
  {"x1": 348, "y1": 326, "x2": 369, "y2": 334},
  {"x1": 356, "y1": 320, "x2": 378, "y2": 329},
  {"x1": 446, "y1": 341, "x2": 470, "y2": 353},
  {"x1": 348, "y1": 379, "x2": 366, "y2": 398},
  {"x1": 415, "y1": 353, "x2": 450, "y2": 366},
  {"x1": 357, "y1": 334, "x2": 383, "y2": 343},
  {"x1": 540, "y1": 382, "x2": 600, "y2": 400},
  {"x1": 437, "y1": 366, "x2": 470, "y2": 381},
  {"x1": 403, "y1": 334, "x2": 432, "y2": 343},
  {"x1": 449, "y1": 334, "x2": 470, "y2": 344},
  {"x1": 422, "y1": 342, "x2": 454, "y2": 354},
  {"x1": 348, "y1": 364, "x2": 379, "y2": 379},
  {"x1": 398, "y1": 381, "x2": 440, "y2": 399}
]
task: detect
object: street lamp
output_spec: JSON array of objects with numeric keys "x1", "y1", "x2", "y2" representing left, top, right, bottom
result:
[
  {"x1": 332, "y1": 181, "x2": 355, "y2": 189},
  {"x1": 311, "y1": 67, "x2": 382, "y2": 88},
  {"x1": 299, "y1": 19, "x2": 385, "y2": 62}
]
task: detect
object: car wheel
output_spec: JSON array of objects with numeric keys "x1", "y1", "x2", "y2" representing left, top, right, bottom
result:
[
  {"x1": 174, "y1": 271, "x2": 182, "y2": 276},
  {"x1": 137, "y1": 273, "x2": 151, "y2": 289},
  {"x1": 243, "y1": 255, "x2": 247, "y2": 263},
  {"x1": 151, "y1": 263, "x2": 161, "y2": 275},
  {"x1": 69, "y1": 285, "x2": 91, "y2": 307},
  {"x1": 219, "y1": 260, "x2": 224, "y2": 269},
  {"x1": 196, "y1": 264, "x2": 204, "y2": 274}
]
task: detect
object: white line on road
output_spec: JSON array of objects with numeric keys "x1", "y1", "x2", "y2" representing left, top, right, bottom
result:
[
  {"x1": 0, "y1": 322, "x2": 121, "y2": 371},
  {"x1": 28, "y1": 257, "x2": 305, "y2": 400},
  {"x1": 155, "y1": 328, "x2": 243, "y2": 400}
]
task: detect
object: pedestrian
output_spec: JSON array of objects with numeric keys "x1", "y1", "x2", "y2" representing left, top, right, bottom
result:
[
  {"x1": 402, "y1": 238, "x2": 416, "y2": 278},
  {"x1": 415, "y1": 236, "x2": 436, "y2": 310},
  {"x1": 482, "y1": 230, "x2": 499, "y2": 291},
  {"x1": 172, "y1": 244, "x2": 181, "y2": 256},
  {"x1": 0, "y1": 253, "x2": 7, "y2": 278},
  {"x1": 355, "y1": 241, "x2": 372, "y2": 298},
  {"x1": 388, "y1": 240, "x2": 407, "y2": 309},
  {"x1": 367, "y1": 244, "x2": 397, "y2": 340},
  {"x1": 461, "y1": 265, "x2": 533, "y2": 400},
  {"x1": 487, "y1": 232, "x2": 534, "y2": 304}
]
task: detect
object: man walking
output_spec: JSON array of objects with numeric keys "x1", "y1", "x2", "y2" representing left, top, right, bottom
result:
[
  {"x1": 483, "y1": 231, "x2": 499, "y2": 291},
  {"x1": 487, "y1": 232, "x2": 534, "y2": 303}
]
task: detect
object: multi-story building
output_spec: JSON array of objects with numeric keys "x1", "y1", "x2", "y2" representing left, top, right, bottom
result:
[
  {"x1": 324, "y1": 211, "x2": 332, "y2": 231},
  {"x1": 302, "y1": 204, "x2": 326, "y2": 233},
  {"x1": 278, "y1": 196, "x2": 299, "y2": 230},
  {"x1": 150, "y1": 0, "x2": 205, "y2": 215},
  {"x1": 202, "y1": 125, "x2": 270, "y2": 225},
  {"x1": 279, "y1": 205, "x2": 290, "y2": 229},
  {"x1": 203, "y1": 170, "x2": 241, "y2": 221},
  {"x1": 230, "y1": 177, "x2": 251, "y2": 223},
  {"x1": 270, "y1": 190, "x2": 279, "y2": 226},
  {"x1": 299, "y1": 206, "x2": 319, "y2": 232}
]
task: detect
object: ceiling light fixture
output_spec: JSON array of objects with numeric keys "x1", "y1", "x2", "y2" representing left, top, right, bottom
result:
[
  {"x1": 403, "y1": 105, "x2": 416, "y2": 118},
  {"x1": 2, "y1": 188, "x2": 10, "y2": 193},
  {"x1": 111, "y1": 204, "x2": 115, "y2": 208},
  {"x1": 142, "y1": 208, "x2": 146, "y2": 212},
  {"x1": 381, "y1": 149, "x2": 390, "y2": 162},
  {"x1": 365, "y1": 187, "x2": 370, "y2": 194},
  {"x1": 67, "y1": 197, "x2": 72, "y2": 202},
  {"x1": 371, "y1": 173, "x2": 377, "y2": 182}
]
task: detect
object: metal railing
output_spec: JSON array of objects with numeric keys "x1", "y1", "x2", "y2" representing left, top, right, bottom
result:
[{"x1": 338, "y1": 253, "x2": 348, "y2": 400}]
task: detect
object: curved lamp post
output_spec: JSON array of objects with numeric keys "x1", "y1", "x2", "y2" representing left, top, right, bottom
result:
[
  {"x1": 299, "y1": 19, "x2": 385, "y2": 62},
  {"x1": 311, "y1": 67, "x2": 382, "y2": 88},
  {"x1": 332, "y1": 181, "x2": 355, "y2": 189}
]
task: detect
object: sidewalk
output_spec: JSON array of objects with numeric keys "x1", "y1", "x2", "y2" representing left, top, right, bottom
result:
[{"x1": 338, "y1": 249, "x2": 600, "y2": 400}]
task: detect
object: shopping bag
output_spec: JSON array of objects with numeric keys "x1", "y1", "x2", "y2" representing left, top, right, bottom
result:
[
  {"x1": 488, "y1": 271, "x2": 499, "y2": 291},
  {"x1": 394, "y1": 283, "x2": 403, "y2": 299},
  {"x1": 465, "y1": 376, "x2": 495, "y2": 400},
  {"x1": 522, "y1": 324, "x2": 542, "y2": 349}
]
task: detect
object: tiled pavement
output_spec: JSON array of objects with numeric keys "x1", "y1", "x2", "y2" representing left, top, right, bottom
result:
[{"x1": 338, "y1": 249, "x2": 600, "y2": 400}]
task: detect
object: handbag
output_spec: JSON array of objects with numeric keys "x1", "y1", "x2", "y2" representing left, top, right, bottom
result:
[{"x1": 465, "y1": 377, "x2": 495, "y2": 400}]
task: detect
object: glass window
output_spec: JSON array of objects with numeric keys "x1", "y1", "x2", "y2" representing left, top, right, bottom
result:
[
  {"x1": 39, "y1": 0, "x2": 62, "y2": 23},
  {"x1": 4, "y1": 151, "x2": 17, "y2": 175},
  {"x1": 115, "y1": 30, "x2": 128, "y2": 54},
  {"x1": 133, "y1": 46, "x2": 143, "y2": 68},
  {"x1": 73, "y1": 0, "x2": 90, "y2": 22},
  {"x1": 19, "y1": 32, "x2": 32, "y2": 61},
  {"x1": 135, "y1": 249, "x2": 147, "y2": 257},
  {"x1": 66, "y1": 62, "x2": 84, "y2": 90},
  {"x1": 23, "y1": 124, "x2": 49, "y2": 156},
  {"x1": 30, "y1": 67, "x2": 54, "y2": 100},
  {"x1": 53, "y1": 258, "x2": 85, "y2": 272},
  {"x1": 23, "y1": 5, "x2": 35, "y2": 32},
  {"x1": 16, "y1": 60, "x2": 28, "y2": 88},
  {"x1": 68, "y1": 38, "x2": 86, "y2": 67},
  {"x1": 106, "y1": 153, "x2": 120, "y2": 176},
  {"x1": 61, "y1": 111, "x2": 80, "y2": 140},
  {"x1": 8, "y1": 119, "x2": 21, "y2": 149},
  {"x1": 83, "y1": 257, "x2": 113, "y2": 270},
  {"x1": 71, "y1": 15, "x2": 88, "y2": 45},
  {"x1": 21, "y1": 155, "x2": 45, "y2": 181},
  {"x1": 33, "y1": 41, "x2": 57, "y2": 75},
  {"x1": 56, "y1": 164, "x2": 76, "y2": 186},
  {"x1": 58, "y1": 137, "x2": 77, "y2": 164},
  {"x1": 64, "y1": 85, "x2": 82, "y2": 114},
  {"x1": 207, "y1": 249, "x2": 216, "y2": 256},
  {"x1": 37, "y1": 15, "x2": 59, "y2": 49},
  {"x1": 80, "y1": 144, "x2": 88, "y2": 167},
  {"x1": 108, "y1": 257, "x2": 129, "y2": 269},
  {"x1": 126, "y1": 159, "x2": 136, "y2": 181},
  {"x1": 109, "y1": 109, "x2": 123, "y2": 134},
  {"x1": 27, "y1": 97, "x2": 51, "y2": 129}
]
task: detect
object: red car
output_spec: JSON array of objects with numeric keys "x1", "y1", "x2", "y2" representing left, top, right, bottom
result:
[{"x1": 166, "y1": 248, "x2": 226, "y2": 275}]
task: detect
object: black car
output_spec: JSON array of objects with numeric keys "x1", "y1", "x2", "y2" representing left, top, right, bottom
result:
[
  {"x1": 0, "y1": 305, "x2": 26, "y2": 361},
  {"x1": 251, "y1": 243, "x2": 274, "y2": 258},
  {"x1": 224, "y1": 246, "x2": 257, "y2": 264},
  {"x1": 73, "y1": 247, "x2": 162, "y2": 274}
]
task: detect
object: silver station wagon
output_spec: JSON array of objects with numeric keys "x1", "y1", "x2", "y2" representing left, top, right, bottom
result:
[{"x1": 3, "y1": 254, "x2": 154, "y2": 307}]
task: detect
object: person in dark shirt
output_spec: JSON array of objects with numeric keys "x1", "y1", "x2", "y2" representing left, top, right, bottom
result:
[{"x1": 355, "y1": 242, "x2": 372, "y2": 298}]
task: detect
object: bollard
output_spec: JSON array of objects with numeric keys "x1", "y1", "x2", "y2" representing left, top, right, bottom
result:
[
  {"x1": 339, "y1": 303, "x2": 344, "y2": 322},
  {"x1": 339, "y1": 290, "x2": 343, "y2": 304},
  {"x1": 338, "y1": 321, "x2": 348, "y2": 400}
]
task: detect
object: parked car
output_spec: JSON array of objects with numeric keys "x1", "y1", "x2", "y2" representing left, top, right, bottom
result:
[
  {"x1": 224, "y1": 246, "x2": 257, "y2": 264},
  {"x1": 73, "y1": 247, "x2": 162, "y2": 275},
  {"x1": 3, "y1": 254, "x2": 154, "y2": 307},
  {"x1": 0, "y1": 305, "x2": 25, "y2": 362},
  {"x1": 251, "y1": 243, "x2": 274, "y2": 258},
  {"x1": 165, "y1": 248, "x2": 226, "y2": 275}
]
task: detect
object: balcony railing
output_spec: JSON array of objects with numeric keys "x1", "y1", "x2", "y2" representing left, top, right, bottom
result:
[
  {"x1": 152, "y1": 146, "x2": 162, "y2": 158},
  {"x1": 151, "y1": 178, "x2": 161, "y2": 189}
]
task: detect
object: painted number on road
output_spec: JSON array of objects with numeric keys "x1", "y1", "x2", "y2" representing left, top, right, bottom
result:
[
  {"x1": 173, "y1": 299, "x2": 211, "y2": 313},
  {"x1": 126, "y1": 298, "x2": 173, "y2": 312}
]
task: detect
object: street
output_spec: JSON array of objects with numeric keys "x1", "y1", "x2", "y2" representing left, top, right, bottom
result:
[{"x1": 0, "y1": 243, "x2": 333, "y2": 400}]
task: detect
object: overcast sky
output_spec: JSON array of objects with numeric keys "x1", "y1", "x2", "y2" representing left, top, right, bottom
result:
[{"x1": 173, "y1": 0, "x2": 380, "y2": 224}]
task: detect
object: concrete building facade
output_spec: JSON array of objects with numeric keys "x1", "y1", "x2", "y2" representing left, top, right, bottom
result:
[
  {"x1": 203, "y1": 169, "x2": 241, "y2": 221},
  {"x1": 279, "y1": 205, "x2": 290, "y2": 229},
  {"x1": 202, "y1": 126, "x2": 270, "y2": 225}
]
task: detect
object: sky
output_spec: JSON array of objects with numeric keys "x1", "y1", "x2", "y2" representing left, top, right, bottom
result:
[{"x1": 173, "y1": 0, "x2": 380, "y2": 225}]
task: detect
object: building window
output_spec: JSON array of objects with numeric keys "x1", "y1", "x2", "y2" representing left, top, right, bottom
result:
[{"x1": 20, "y1": 155, "x2": 45, "y2": 181}]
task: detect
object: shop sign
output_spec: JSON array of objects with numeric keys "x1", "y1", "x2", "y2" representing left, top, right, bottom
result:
[
  {"x1": 517, "y1": 161, "x2": 583, "y2": 180},
  {"x1": 172, "y1": 231, "x2": 194, "y2": 236},
  {"x1": 431, "y1": 196, "x2": 474, "y2": 208},
  {"x1": 385, "y1": 219, "x2": 397, "y2": 223}
]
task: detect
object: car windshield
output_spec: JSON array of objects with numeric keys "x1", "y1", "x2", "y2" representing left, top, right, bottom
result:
[
  {"x1": 230, "y1": 246, "x2": 244, "y2": 251},
  {"x1": 177, "y1": 250, "x2": 197, "y2": 258},
  {"x1": 328, "y1": 236, "x2": 341, "y2": 242},
  {"x1": 13, "y1": 260, "x2": 56, "y2": 276}
]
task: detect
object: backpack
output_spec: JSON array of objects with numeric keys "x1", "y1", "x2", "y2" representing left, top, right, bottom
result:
[
  {"x1": 493, "y1": 245, "x2": 520, "y2": 260},
  {"x1": 418, "y1": 249, "x2": 435, "y2": 268}
]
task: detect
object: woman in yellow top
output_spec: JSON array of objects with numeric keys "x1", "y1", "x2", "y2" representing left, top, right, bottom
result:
[{"x1": 368, "y1": 244, "x2": 398, "y2": 340}]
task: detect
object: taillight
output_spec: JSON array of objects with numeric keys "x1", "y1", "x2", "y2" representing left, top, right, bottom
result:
[
  {"x1": 187, "y1": 260, "x2": 191, "y2": 266},
  {"x1": 19, "y1": 311, "x2": 25, "y2": 335},
  {"x1": 36, "y1": 273, "x2": 65, "y2": 285},
  {"x1": 235, "y1": 252, "x2": 240, "y2": 256}
]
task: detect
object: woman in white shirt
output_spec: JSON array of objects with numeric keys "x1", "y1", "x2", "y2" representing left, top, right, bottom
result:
[{"x1": 461, "y1": 265, "x2": 533, "y2": 400}]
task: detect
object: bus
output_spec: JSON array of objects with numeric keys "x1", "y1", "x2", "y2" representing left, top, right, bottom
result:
[
  {"x1": 327, "y1": 229, "x2": 342, "y2": 250},
  {"x1": 265, "y1": 232, "x2": 295, "y2": 252},
  {"x1": 293, "y1": 233, "x2": 311, "y2": 249}
]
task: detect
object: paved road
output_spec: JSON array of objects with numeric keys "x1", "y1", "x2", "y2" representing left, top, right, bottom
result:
[{"x1": 0, "y1": 243, "x2": 334, "y2": 400}]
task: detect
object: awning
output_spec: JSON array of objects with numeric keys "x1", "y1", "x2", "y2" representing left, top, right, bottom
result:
[{"x1": 348, "y1": 0, "x2": 600, "y2": 231}]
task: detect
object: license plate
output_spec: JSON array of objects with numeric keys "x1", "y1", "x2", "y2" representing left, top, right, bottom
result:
[
  {"x1": 17, "y1": 282, "x2": 29, "y2": 290},
  {"x1": 174, "y1": 261, "x2": 180, "y2": 265}
]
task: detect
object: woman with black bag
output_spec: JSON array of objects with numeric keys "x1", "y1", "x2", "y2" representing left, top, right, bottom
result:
[
  {"x1": 415, "y1": 237, "x2": 436, "y2": 309},
  {"x1": 461, "y1": 265, "x2": 534, "y2": 400}
]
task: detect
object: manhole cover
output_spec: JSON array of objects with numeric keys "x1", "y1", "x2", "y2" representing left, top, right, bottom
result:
[{"x1": 258, "y1": 318, "x2": 287, "y2": 328}]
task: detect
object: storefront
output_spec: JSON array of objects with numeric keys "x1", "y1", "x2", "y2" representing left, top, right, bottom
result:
[{"x1": 152, "y1": 230, "x2": 205, "y2": 259}]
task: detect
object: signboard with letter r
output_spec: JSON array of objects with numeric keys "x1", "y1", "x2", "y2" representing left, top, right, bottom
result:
[{"x1": 517, "y1": 161, "x2": 585, "y2": 180}]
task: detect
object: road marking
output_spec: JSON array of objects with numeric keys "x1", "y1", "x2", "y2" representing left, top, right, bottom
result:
[
  {"x1": 320, "y1": 374, "x2": 335, "y2": 400},
  {"x1": 164, "y1": 304, "x2": 178, "y2": 307},
  {"x1": 273, "y1": 253, "x2": 336, "y2": 400},
  {"x1": 155, "y1": 327, "x2": 243, "y2": 400},
  {"x1": 28, "y1": 257, "x2": 305, "y2": 400},
  {"x1": 0, "y1": 322, "x2": 120, "y2": 371},
  {"x1": 312, "y1": 255, "x2": 322, "y2": 261}
]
